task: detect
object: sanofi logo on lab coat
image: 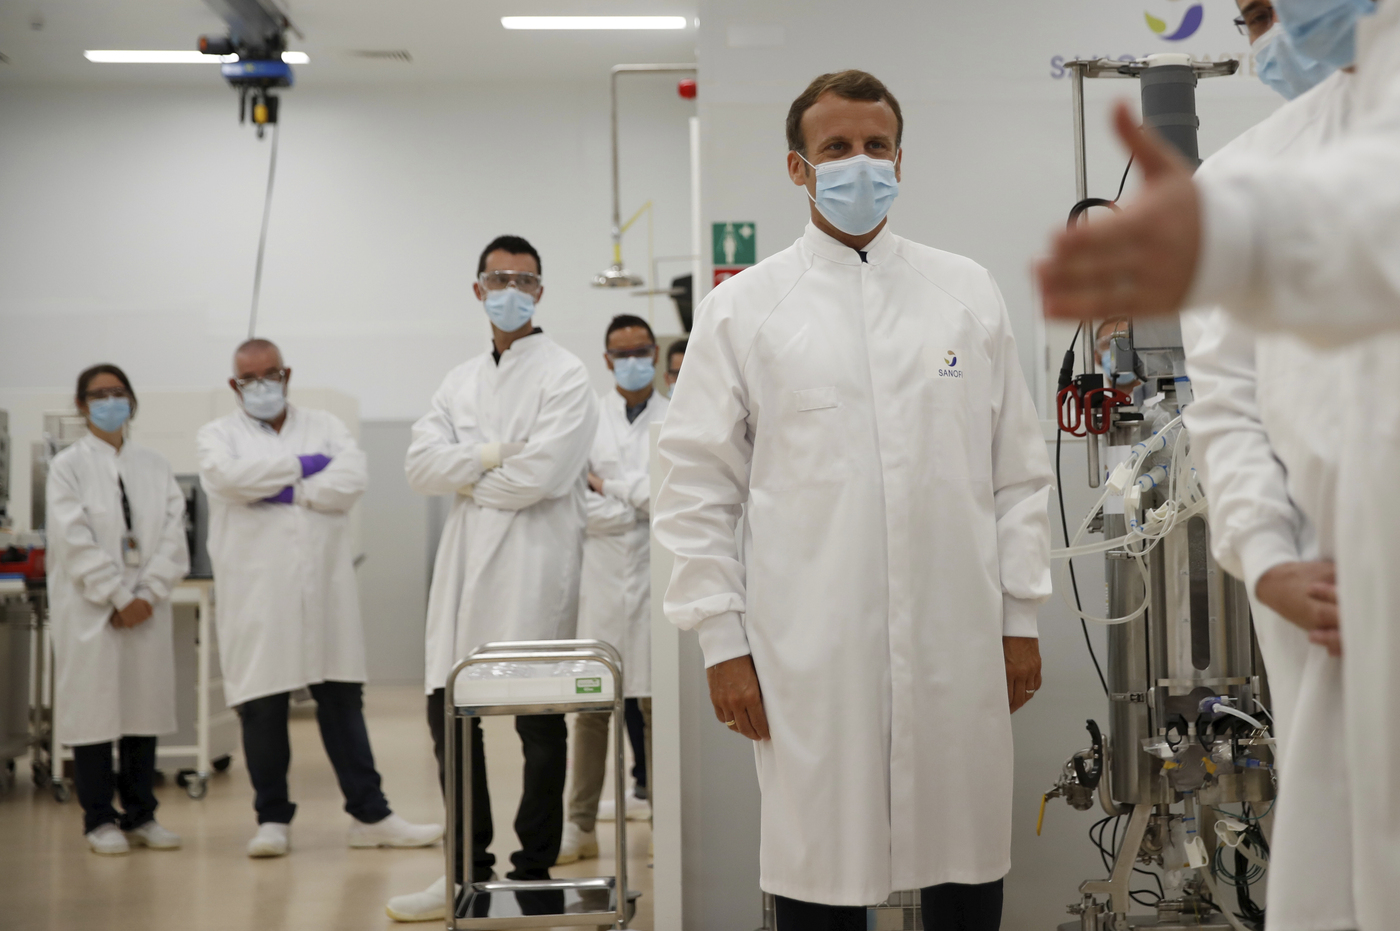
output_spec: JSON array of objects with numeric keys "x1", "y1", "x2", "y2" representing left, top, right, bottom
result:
[{"x1": 922, "y1": 347, "x2": 964, "y2": 379}]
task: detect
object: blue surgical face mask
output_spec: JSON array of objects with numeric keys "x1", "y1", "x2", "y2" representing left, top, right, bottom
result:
[
  {"x1": 483, "y1": 287, "x2": 536, "y2": 333},
  {"x1": 1274, "y1": 0, "x2": 1373, "y2": 73},
  {"x1": 1253, "y1": 21, "x2": 1336, "y2": 99},
  {"x1": 88, "y1": 397, "x2": 132, "y2": 433},
  {"x1": 240, "y1": 380, "x2": 286, "y2": 422},
  {"x1": 613, "y1": 357, "x2": 655, "y2": 392},
  {"x1": 799, "y1": 153, "x2": 899, "y2": 236}
]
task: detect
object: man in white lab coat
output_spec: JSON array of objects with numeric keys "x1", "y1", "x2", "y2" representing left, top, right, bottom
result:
[
  {"x1": 557, "y1": 314, "x2": 668, "y2": 864},
  {"x1": 198, "y1": 339, "x2": 442, "y2": 859},
  {"x1": 389, "y1": 235, "x2": 598, "y2": 922},
  {"x1": 653, "y1": 71, "x2": 1053, "y2": 929},
  {"x1": 1182, "y1": 3, "x2": 1356, "y2": 924}
]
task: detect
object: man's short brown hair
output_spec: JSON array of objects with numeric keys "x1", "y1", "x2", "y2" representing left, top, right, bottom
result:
[{"x1": 785, "y1": 70, "x2": 904, "y2": 156}]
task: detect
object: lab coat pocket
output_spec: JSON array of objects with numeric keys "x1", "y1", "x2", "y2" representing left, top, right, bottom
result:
[
  {"x1": 794, "y1": 386, "x2": 839, "y2": 412},
  {"x1": 757, "y1": 387, "x2": 851, "y2": 490}
]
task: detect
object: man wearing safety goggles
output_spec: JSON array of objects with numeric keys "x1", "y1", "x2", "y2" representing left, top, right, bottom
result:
[{"x1": 392, "y1": 235, "x2": 599, "y2": 921}]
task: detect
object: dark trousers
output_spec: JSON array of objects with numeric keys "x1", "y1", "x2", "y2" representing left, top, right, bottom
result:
[
  {"x1": 775, "y1": 879, "x2": 1004, "y2": 931},
  {"x1": 624, "y1": 697, "x2": 646, "y2": 792},
  {"x1": 72, "y1": 736, "x2": 158, "y2": 835},
  {"x1": 428, "y1": 688, "x2": 567, "y2": 883},
  {"x1": 236, "y1": 680, "x2": 392, "y2": 825}
]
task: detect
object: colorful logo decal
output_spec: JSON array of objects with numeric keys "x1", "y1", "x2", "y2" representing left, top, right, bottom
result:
[
  {"x1": 945, "y1": 351, "x2": 957, "y2": 367},
  {"x1": 1145, "y1": 3, "x2": 1204, "y2": 40}
]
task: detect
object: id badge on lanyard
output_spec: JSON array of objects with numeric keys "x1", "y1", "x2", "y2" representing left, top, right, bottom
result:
[{"x1": 119, "y1": 476, "x2": 141, "y2": 568}]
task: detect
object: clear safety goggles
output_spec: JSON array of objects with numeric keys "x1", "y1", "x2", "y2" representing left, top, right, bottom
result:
[
  {"x1": 606, "y1": 345, "x2": 656, "y2": 360},
  {"x1": 234, "y1": 368, "x2": 288, "y2": 390},
  {"x1": 478, "y1": 270, "x2": 542, "y2": 292},
  {"x1": 84, "y1": 387, "x2": 131, "y2": 401}
]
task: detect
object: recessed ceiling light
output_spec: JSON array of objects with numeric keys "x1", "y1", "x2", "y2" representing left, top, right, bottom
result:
[
  {"x1": 84, "y1": 50, "x2": 310, "y2": 64},
  {"x1": 500, "y1": 16, "x2": 688, "y2": 30}
]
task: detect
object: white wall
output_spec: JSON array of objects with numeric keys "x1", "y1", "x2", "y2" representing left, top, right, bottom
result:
[
  {"x1": 695, "y1": 0, "x2": 1283, "y2": 413},
  {"x1": 0, "y1": 77, "x2": 696, "y2": 418}
]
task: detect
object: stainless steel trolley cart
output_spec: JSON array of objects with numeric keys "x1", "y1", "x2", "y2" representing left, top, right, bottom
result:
[{"x1": 445, "y1": 639, "x2": 639, "y2": 930}]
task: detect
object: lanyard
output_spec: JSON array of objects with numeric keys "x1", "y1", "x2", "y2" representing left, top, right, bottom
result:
[{"x1": 118, "y1": 476, "x2": 133, "y2": 532}]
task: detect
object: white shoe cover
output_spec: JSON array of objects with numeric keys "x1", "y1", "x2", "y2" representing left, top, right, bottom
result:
[
  {"x1": 555, "y1": 821, "x2": 599, "y2": 865},
  {"x1": 386, "y1": 875, "x2": 459, "y2": 922},
  {"x1": 348, "y1": 812, "x2": 444, "y2": 849},
  {"x1": 127, "y1": 819, "x2": 182, "y2": 850},
  {"x1": 86, "y1": 822, "x2": 130, "y2": 856},
  {"x1": 247, "y1": 822, "x2": 290, "y2": 858},
  {"x1": 596, "y1": 791, "x2": 652, "y2": 823}
]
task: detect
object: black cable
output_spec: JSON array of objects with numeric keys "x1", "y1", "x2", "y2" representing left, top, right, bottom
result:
[
  {"x1": 247, "y1": 120, "x2": 281, "y2": 339},
  {"x1": 1055, "y1": 323, "x2": 1109, "y2": 697},
  {"x1": 1113, "y1": 155, "x2": 1135, "y2": 203}
]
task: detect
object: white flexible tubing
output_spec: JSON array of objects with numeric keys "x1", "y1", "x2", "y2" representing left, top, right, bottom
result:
[
  {"x1": 1211, "y1": 704, "x2": 1268, "y2": 731},
  {"x1": 1054, "y1": 553, "x2": 1152, "y2": 625}
]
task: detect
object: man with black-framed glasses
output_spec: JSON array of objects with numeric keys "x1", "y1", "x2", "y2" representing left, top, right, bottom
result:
[
  {"x1": 391, "y1": 235, "x2": 599, "y2": 921},
  {"x1": 196, "y1": 337, "x2": 443, "y2": 859}
]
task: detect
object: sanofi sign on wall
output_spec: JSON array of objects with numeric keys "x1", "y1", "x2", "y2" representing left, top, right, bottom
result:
[{"x1": 1049, "y1": 0, "x2": 1255, "y2": 79}]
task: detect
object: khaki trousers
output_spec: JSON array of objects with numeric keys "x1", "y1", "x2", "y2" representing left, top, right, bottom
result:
[{"x1": 567, "y1": 697, "x2": 650, "y2": 833}]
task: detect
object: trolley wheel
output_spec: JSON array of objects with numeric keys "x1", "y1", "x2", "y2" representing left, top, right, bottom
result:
[
  {"x1": 212, "y1": 755, "x2": 232, "y2": 773},
  {"x1": 185, "y1": 775, "x2": 208, "y2": 800},
  {"x1": 52, "y1": 781, "x2": 71, "y2": 803},
  {"x1": 175, "y1": 768, "x2": 195, "y2": 788}
]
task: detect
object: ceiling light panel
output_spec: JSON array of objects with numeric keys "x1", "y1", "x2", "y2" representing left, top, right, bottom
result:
[
  {"x1": 84, "y1": 50, "x2": 309, "y2": 64},
  {"x1": 500, "y1": 16, "x2": 688, "y2": 30}
]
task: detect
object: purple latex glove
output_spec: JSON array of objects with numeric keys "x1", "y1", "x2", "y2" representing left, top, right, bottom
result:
[
  {"x1": 262, "y1": 486, "x2": 295, "y2": 505},
  {"x1": 299, "y1": 453, "x2": 332, "y2": 477}
]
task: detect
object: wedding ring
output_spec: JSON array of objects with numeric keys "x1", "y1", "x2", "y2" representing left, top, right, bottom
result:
[{"x1": 724, "y1": 720, "x2": 737, "y2": 728}]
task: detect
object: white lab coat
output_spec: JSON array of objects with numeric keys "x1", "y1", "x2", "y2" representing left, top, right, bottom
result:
[
  {"x1": 406, "y1": 332, "x2": 598, "y2": 694},
  {"x1": 46, "y1": 435, "x2": 189, "y2": 746},
  {"x1": 653, "y1": 223, "x2": 1054, "y2": 905},
  {"x1": 1185, "y1": 9, "x2": 1400, "y2": 927},
  {"x1": 196, "y1": 406, "x2": 368, "y2": 706},
  {"x1": 577, "y1": 389, "x2": 669, "y2": 697},
  {"x1": 1181, "y1": 70, "x2": 1356, "y2": 931}
]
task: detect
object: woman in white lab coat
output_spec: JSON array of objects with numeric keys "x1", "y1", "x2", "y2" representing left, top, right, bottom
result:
[{"x1": 47, "y1": 364, "x2": 190, "y2": 856}]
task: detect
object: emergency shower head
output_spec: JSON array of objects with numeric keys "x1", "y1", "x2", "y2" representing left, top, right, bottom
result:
[{"x1": 592, "y1": 263, "x2": 645, "y2": 288}]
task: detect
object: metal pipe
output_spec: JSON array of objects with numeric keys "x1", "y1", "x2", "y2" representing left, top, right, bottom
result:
[
  {"x1": 610, "y1": 64, "x2": 697, "y2": 258},
  {"x1": 1070, "y1": 62, "x2": 1088, "y2": 203},
  {"x1": 1083, "y1": 323, "x2": 1100, "y2": 487}
]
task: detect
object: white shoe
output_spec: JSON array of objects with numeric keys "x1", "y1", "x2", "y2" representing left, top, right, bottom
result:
[
  {"x1": 349, "y1": 812, "x2": 444, "y2": 849},
  {"x1": 596, "y1": 792, "x2": 652, "y2": 822},
  {"x1": 386, "y1": 875, "x2": 459, "y2": 922},
  {"x1": 247, "y1": 822, "x2": 290, "y2": 858},
  {"x1": 126, "y1": 819, "x2": 182, "y2": 850},
  {"x1": 555, "y1": 821, "x2": 599, "y2": 865},
  {"x1": 85, "y1": 822, "x2": 130, "y2": 856}
]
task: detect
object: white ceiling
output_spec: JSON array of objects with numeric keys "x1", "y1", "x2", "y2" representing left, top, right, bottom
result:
[{"x1": 0, "y1": 0, "x2": 698, "y2": 86}]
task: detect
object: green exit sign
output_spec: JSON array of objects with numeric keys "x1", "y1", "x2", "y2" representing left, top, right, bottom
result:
[{"x1": 713, "y1": 222, "x2": 756, "y2": 267}]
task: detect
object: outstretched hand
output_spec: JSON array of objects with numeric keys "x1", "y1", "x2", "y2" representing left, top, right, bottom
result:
[{"x1": 1037, "y1": 101, "x2": 1202, "y2": 321}]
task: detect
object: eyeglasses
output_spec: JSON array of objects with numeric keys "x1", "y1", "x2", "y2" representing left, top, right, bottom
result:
[
  {"x1": 84, "y1": 388, "x2": 130, "y2": 401},
  {"x1": 479, "y1": 270, "x2": 542, "y2": 292},
  {"x1": 234, "y1": 369, "x2": 288, "y2": 390},
  {"x1": 1234, "y1": 4, "x2": 1275, "y2": 36},
  {"x1": 606, "y1": 345, "x2": 656, "y2": 360}
]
